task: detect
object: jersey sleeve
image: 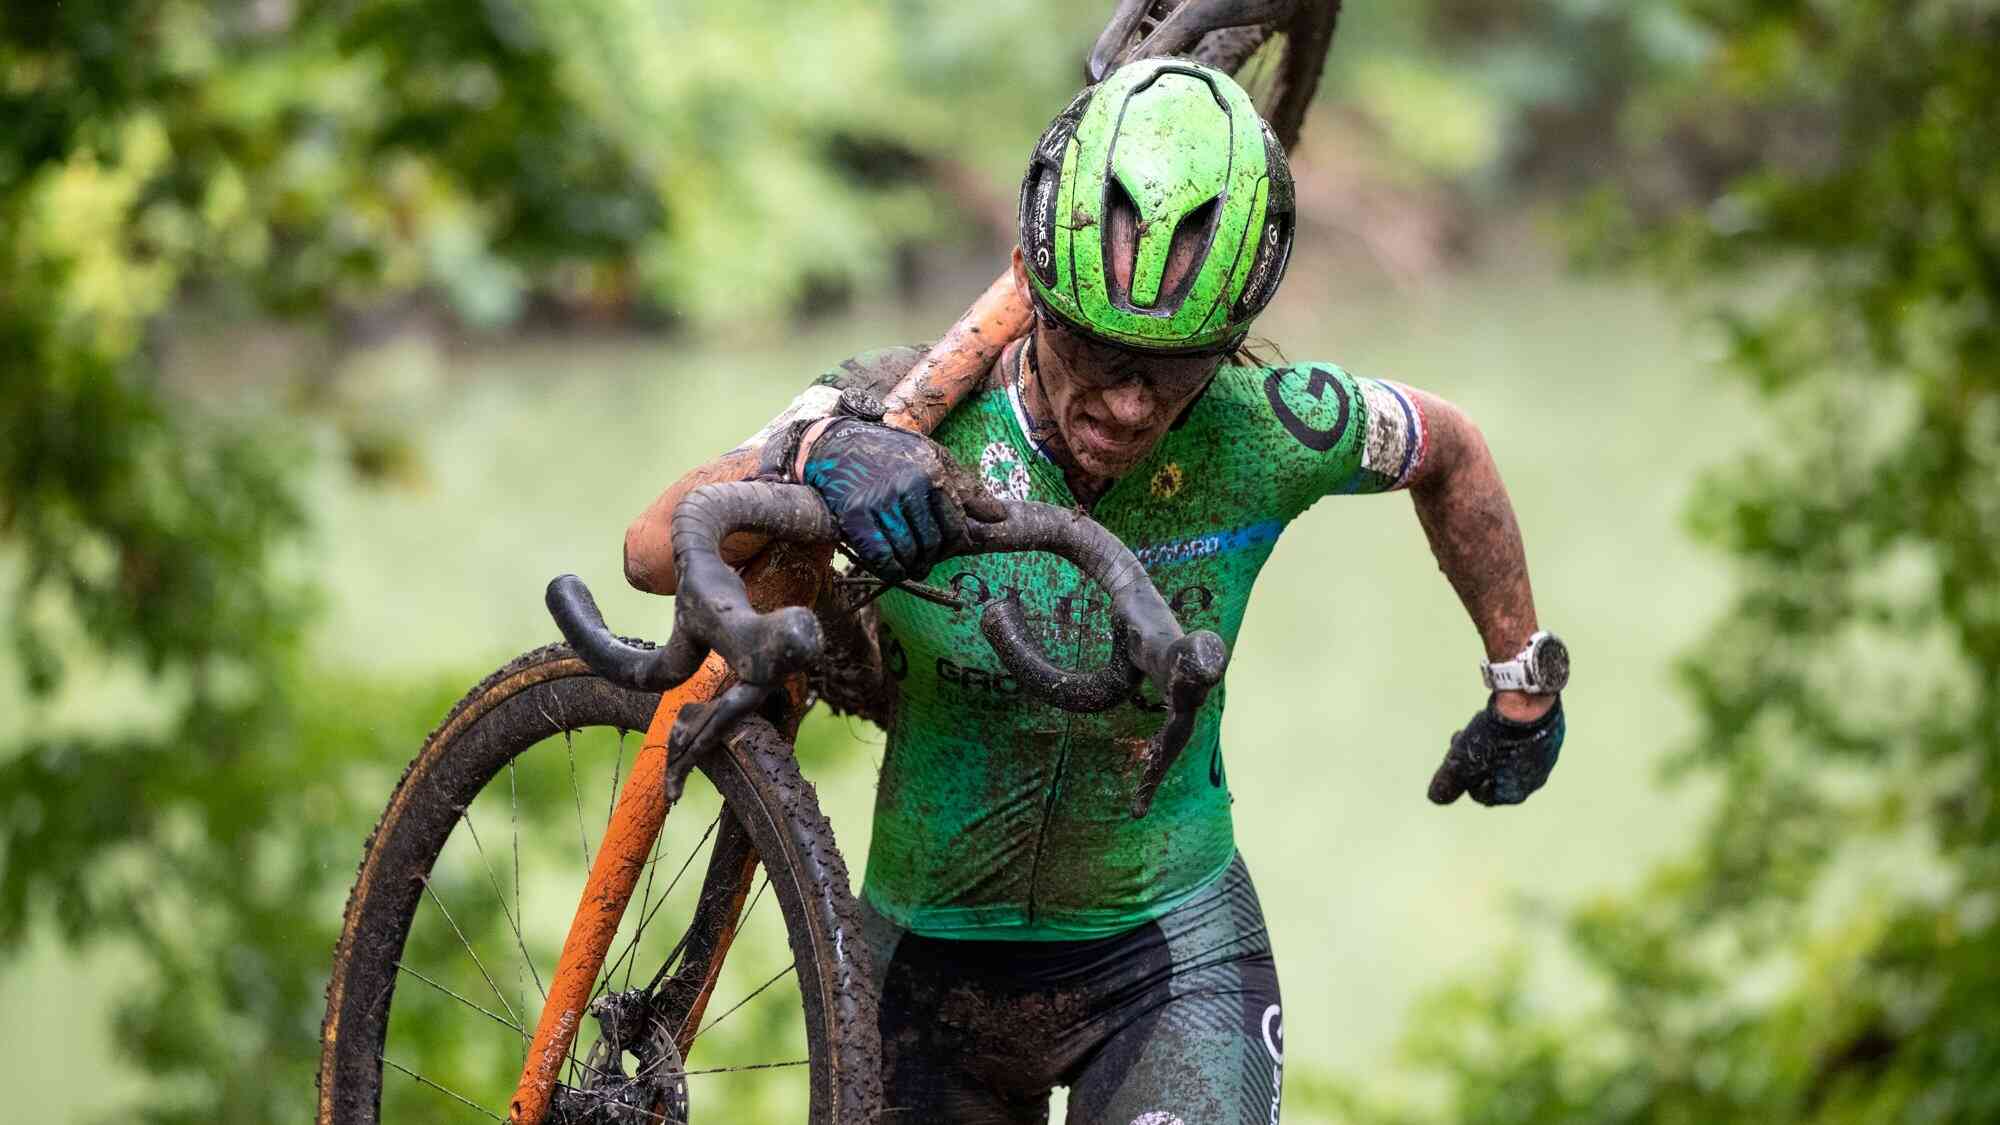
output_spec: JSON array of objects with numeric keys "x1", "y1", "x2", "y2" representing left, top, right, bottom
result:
[
  {"x1": 728, "y1": 344, "x2": 928, "y2": 454},
  {"x1": 1257, "y1": 362, "x2": 1429, "y2": 517},
  {"x1": 1344, "y1": 374, "x2": 1429, "y2": 493}
]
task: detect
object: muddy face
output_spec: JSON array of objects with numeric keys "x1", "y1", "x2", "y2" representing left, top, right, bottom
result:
[{"x1": 1028, "y1": 318, "x2": 1222, "y2": 480}]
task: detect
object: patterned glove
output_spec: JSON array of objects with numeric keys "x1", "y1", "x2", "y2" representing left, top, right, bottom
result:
[
  {"x1": 796, "y1": 420, "x2": 1004, "y2": 583},
  {"x1": 1427, "y1": 696, "x2": 1565, "y2": 807}
]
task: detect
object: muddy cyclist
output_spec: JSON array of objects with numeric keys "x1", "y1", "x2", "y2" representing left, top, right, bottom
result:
[{"x1": 624, "y1": 57, "x2": 1570, "y2": 1125}]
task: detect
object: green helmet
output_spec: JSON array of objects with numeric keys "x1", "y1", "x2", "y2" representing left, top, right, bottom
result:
[{"x1": 1018, "y1": 57, "x2": 1296, "y2": 355}]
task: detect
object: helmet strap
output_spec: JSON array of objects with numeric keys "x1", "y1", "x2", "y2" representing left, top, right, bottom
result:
[{"x1": 1014, "y1": 334, "x2": 1065, "y2": 465}]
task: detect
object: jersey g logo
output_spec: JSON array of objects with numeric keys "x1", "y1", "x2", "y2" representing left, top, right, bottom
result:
[{"x1": 1264, "y1": 366, "x2": 1350, "y2": 452}]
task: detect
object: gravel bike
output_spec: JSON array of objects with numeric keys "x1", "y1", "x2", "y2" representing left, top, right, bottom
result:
[{"x1": 317, "y1": 4, "x2": 1344, "y2": 1122}]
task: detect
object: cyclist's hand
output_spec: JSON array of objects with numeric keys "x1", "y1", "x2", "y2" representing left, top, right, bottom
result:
[
  {"x1": 798, "y1": 420, "x2": 1006, "y2": 583},
  {"x1": 1427, "y1": 696, "x2": 1565, "y2": 807}
]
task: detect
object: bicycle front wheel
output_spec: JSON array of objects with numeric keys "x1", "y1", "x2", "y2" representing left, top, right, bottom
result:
[{"x1": 317, "y1": 643, "x2": 880, "y2": 1124}]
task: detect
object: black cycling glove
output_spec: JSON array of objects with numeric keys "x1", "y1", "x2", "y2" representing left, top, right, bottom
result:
[
  {"x1": 1427, "y1": 695, "x2": 1565, "y2": 807},
  {"x1": 796, "y1": 420, "x2": 1004, "y2": 583}
]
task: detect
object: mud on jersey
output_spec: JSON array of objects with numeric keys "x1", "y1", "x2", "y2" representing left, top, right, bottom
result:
[{"x1": 773, "y1": 344, "x2": 1427, "y2": 940}]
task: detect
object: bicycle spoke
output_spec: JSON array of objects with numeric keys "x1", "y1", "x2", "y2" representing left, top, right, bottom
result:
[
  {"x1": 650, "y1": 872, "x2": 776, "y2": 1000},
  {"x1": 459, "y1": 810, "x2": 547, "y2": 1001},
  {"x1": 625, "y1": 824, "x2": 667, "y2": 991},
  {"x1": 601, "y1": 812, "x2": 722, "y2": 1000},
  {"x1": 635, "y1": 1054, "x2": 809, "y2": 1082},
  {"x1": 685, "y1": 1059, "x2": 809, "y2": 1076},
  {"x1": 607, "y1": 730, "x2": 625, "y2": 834},
  {"x1": 637, "y1": 868, "x2": 773, "y2": 1007},
  {"x1": 410, "y1": 849, "x2": 620, "y2": 1097},
  {"x1": 641, "y1": 827, "x2": 750, "y2": 997},
  {"x1": 509, "y1": 758, "x2": 526, "y2": 1066},
  {"x1": 566, "y1": 729, "x2": 593, "y2": 871},
  {"x1": 379, "y1": 1054, "x2": 505, "y2": 1121},
  {"x1": 421, "y1": 876, "x2": 521, "y2": 1027},
  {"x1": 691, "y1": 961, "x2": 796, "y2": 1043},
  {"x1": 396, "y1": 961, "x2": 526, "y2": 1039},
  {"x1": 509, "y1": 759, "x2": 521, "y2": 915},
  {"x1": 644, "y1": 920, "x2": 698, "y2": 997},
  {"x1": 668, "y1": 868, "x2": 768, "y2": 988},
  {"x1": 563, "y1": 726, "x2": 623, "y2": 1106}
]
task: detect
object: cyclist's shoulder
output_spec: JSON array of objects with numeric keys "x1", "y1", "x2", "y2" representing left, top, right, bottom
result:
[
  {"x1": 1190, "y1": 358, "x2": 1429, "y2": 492},
  {"x1": 811, "y1": 343, "x2": 932, "y2": 398},
  {"x1": 1195, "y1": 357, "x2": 1371, "y2": 437},
  {"x1": 1199, "y1": 358, "x2": 1429, "y2": 498},
  {"x1": 1206, "y1": 355, "x2": 1364, "y2": 391},
  {"x1": 735, "y1": 344, "x2": 931, "y2": 455}
]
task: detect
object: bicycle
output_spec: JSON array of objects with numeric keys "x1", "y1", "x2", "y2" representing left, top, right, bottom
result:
[{"x1": 317, "y1": 4, "x2": 1344, "y2": 1122}]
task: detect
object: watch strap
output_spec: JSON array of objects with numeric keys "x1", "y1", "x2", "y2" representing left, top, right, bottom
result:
[{"x1": 1481, "y1": 658, "x2": 1534, "y2": 692}]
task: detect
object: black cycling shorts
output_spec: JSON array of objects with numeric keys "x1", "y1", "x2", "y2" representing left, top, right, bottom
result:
[{"x1": 862, "y1": 853, "x2": 1285, "y2": 1124}]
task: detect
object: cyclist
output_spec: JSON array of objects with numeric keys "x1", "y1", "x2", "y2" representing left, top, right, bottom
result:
[{"x1": 625, "y1": 58, "x2": 1567, "y2": 1125}]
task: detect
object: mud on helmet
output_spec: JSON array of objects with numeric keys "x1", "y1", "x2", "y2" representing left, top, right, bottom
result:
[{"x1": 1018, "y1": 57, "x2": 1296, "y2": 356}]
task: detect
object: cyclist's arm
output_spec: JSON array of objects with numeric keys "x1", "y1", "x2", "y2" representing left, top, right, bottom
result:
[
  {"x1": 624, "y1": 349, "x2": 928, "y2": 595},
  {"x1": 624, "y1": 446, "x2": 765, "y2": 595},
  {"x1": 1398, "y1": 388, "x2": 1552, "y2": 723},
  {"x1": 625, "y1": 385, "x2": 847, "y2": 593}
]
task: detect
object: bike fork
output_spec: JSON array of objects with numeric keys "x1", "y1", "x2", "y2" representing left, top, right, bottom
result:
[{"x1": 508, "y1": 654, "x2": 731, "y2": 1125}]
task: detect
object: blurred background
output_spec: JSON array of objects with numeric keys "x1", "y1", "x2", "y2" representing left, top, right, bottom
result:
[{"x1": 3, "y1": 0, "x2": 1996, "y2": 1121}]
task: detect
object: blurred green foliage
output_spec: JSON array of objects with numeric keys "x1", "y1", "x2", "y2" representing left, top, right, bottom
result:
[
  {"x1": 1, "y1": 1, "x2": 1103, "y2": 337},
  {"x1": 1336, "y1": 1, "x2": 2000, "y2": 1121},
  {"x1": 1326, "y1": 0, "x2": 1713, "y2": 192}
]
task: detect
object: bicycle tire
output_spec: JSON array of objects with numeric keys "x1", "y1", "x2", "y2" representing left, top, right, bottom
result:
[
  {"x1": 317, "y1": 643, "x2": 880, "y2": 1124},
  {"x1": 1227, "y1": 1, "x2": 1341, "y2": 152},
  {"x1": 1108, "y1": 0, "x2": 1342, "y2": 152}
]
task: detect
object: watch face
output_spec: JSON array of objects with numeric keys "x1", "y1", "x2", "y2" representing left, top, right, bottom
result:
[
  {"x1": 1532, "y1": 634, "x2": 1570, "y2": 692},
  {"x1": 838, "y1": 386, "x2": 887, "y2": 422}
]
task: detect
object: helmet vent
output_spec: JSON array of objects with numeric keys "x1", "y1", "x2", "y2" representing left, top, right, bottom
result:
[
  {"x1": 1102, "y1": 181, "x2": 1219, "y2": 313},
  {"x1": 1102, "y1": 175, "x2": 1141, "y2": 308},
  {"x1": 1159, "y1": 195, "x2": 1221, "y2": 309}
]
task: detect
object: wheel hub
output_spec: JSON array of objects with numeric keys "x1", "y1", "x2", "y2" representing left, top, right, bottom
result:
[{"x1": 548, "y1": 989, "x2": 690, "y2": 1124}]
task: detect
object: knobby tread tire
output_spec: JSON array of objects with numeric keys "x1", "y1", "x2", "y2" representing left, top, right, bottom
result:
[{"x1": 316, "y1": 643, "x2": 880, "y2": 1124}]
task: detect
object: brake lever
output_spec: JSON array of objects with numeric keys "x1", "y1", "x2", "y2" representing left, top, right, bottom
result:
[
  {"x1": 663, "y1": 680, "x2": 774, "y2": 802},
  {"x1": 1126, "y1": 629, "x2": 1229, "y2": 818}
]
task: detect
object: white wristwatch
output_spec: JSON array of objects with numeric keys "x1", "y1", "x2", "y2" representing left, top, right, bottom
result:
[{"x1": 1481, "y1": 630, "x2": 1570, "y2": 694}]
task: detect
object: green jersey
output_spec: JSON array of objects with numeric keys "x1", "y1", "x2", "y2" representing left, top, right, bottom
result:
[{"x1": 776, "y1": 342, "x2": 1428, "y2": 940}]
